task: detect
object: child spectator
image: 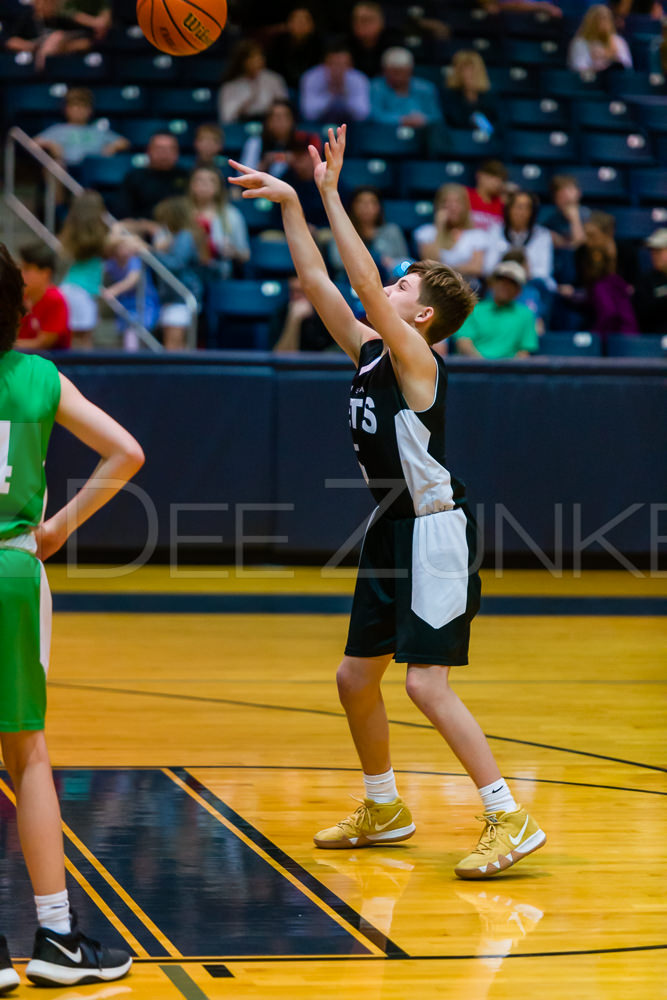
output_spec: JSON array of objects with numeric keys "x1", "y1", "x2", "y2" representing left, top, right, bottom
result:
[
  {"x1": 266, "y1": 7, "x2": 324, "y2": 90},
  {"x1": 239, "y1": 99, "x2": 321, "y2": 176},
  {"x1": 35, "y1": 88, "x2": 129, "y2": 170},
  {"x1": 543, "y1": 175, "x2": 591, "y2": 249},
  {"x1": 413, "y1": 184, "x2": 488, "y2": 283},
  {"x1": 467, "y1": 160, "x2": 507, "y2": 231},
  {"x1": 369, "y1": 47, "x2": 443, "y2": 128},
  {"x1": 634, "y1": 228, "x2": 667, "y2": 334},
  {"x1": 58, "y1": 191, "x2": 107, "y2": 349},
  {"x1": 218, "y1": 40, "x2": 288, "y2": 124},
  {"x1": 454, "y1": 261, "x2": 538, "y2": 359},
  {"x1": 444, "y1": 50, "x2": 497, "y2": 133},
  {"x1": 6, "y1": 0, "x2": 94, "y2": 72},
  {"x1": 16, "y1": 242, "x2": 70, "y2": 351},
  {"x1": 568, "y1": 5, "x2": 633, "y2": 75},
  {"x1": 193, "y1": 123, "x2": 228, "y2": 176},
  {"x1": 152, "y1": 197, "x2": 208, "y2": 351},
  {"x1": 102, "y1": 228, "x2": 160, "y2": 351},
  {"x1": 328, "y1": 186, "x2": 408, "y2": 282},
  {"x1": 187, "y1": 167, "x2": 250, "y2": 278},
  {"x1": 299, "y1": 41, "x2": 370, "y2": 123}
]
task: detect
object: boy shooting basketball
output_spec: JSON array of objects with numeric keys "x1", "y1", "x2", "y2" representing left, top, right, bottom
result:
[
  {"x1": 0, "y1": 243, "x2": 141, "y2": 990},
  {"x1": 229, "y1": 126, "x2": 545, "y2": 879}
]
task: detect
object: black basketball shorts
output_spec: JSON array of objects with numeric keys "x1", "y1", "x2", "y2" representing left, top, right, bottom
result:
[{"x1": 344, "y1": 505, "x2": 481, "y2": 666}]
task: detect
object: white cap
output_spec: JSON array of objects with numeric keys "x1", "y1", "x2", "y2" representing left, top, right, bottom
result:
[
  {"x1": 492, "y1": 261, "x2": 526, "y2": 287},
  {"x1": 382, "y1": 47, "x2": 414, "y2": 69}
]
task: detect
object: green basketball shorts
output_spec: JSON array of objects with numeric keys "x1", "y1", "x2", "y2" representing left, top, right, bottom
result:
[{"x1": 0, "y1": 548, "x2": 52, "y2": 732}]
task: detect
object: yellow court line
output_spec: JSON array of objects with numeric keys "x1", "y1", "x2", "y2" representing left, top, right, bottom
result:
[
  {"x1": 0, "y1": 776, "x2": 147, "y2": 958},
  {"x1": 163, "y1": 768, "x2": 387, "y2": 960}
]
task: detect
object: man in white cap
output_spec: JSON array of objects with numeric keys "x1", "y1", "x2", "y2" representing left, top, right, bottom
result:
[
  {"x1": 369, "y1": 46, "x2": 443, "y2": 127},
  {"x1": 454, "y1": 260, "x2": 539, "y2": 358},
  {"x1": 634, "y1": 228, "x2": 667, "y2": 335}
]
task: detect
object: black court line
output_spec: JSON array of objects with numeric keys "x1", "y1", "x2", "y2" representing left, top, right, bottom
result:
[
  {"x1": 171, "y1": 768, "x2": 408, "y2": 960},
  {"x1": 50, "y1": 681, "x2": 667, "y2": 775},
  {"x1": 51, "y1": 593, "x2": 667, "y2": 616}
]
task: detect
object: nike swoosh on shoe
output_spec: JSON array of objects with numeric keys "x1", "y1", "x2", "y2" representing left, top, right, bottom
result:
[
  {"x1": 509, "y1": 816, "x2": 530, "y2": 846},
  {"x1": 373, "y1": 812, "x2": 403, "y2": 832},
  {"x1": 45, "y1": 940, "x2": 83, "y2": 963}
]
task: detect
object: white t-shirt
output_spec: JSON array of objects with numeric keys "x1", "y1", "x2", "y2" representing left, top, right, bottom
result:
[
  {"x1": 413, "y1": 224, "x2": 489, "y2": 268},
  {"x1": 483, "y1": 223, "x2": 555, "y2": 290},
  {"x1": 568, "y1": 36, "x2": 633, "y2": 73}
]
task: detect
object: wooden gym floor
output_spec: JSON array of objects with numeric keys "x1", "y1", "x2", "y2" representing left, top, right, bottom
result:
[{"x1": 1, "y1": 568, "x2": 665, "y2": 1000}]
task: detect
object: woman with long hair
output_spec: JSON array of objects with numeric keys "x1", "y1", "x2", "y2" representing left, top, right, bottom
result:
[
  {"x1": 187, "y1": 166, "x2": 250, "y2": 278},
  {"x1": 568, "y1": 4, "x2": 632, "y2": 74},
  {"x1": 152, "y1": 197, "x2": 209, "y2": 350},
  {"x1": 239, "y1": 99, "x2": 321, "y2": 176},
  {"x1": 218, "y1": 39, "x2": 288, "y2": 124},
  {"x1": 444, "y1": 50, "x2": 496, "y2": 131},
  {"x1": 328, "y1": 186, "x2": 408, "y2": 282},
  {"x1": 59, "y1": 190, "x2": 107, "y2": 349},
  {"x1": 414, "y1": 184, "x2": 488, "y2": 280}
]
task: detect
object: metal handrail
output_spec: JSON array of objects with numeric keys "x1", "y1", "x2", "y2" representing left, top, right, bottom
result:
[{"x1": 3, "y1": 127, "x2": 200, "y2": 350}]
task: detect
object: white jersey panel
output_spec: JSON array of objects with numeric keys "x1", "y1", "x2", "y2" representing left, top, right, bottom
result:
[
  {"x1": 411, "y1": 508, "x2": 469, "y2": 629},
  {"x1": 394, "y1": 409, "x2": 455, "y2": 517}
]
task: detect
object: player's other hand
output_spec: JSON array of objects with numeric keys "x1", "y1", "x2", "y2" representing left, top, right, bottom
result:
[
  {"x1": 309, "y1": 125, "x2": 346, "y2": 194},
  {"x1": 228, "y1": 161, "x2": 295, "y2": 204},
  {"x1": 33, "y1": 516, "x2": 68, "y2": 561}
]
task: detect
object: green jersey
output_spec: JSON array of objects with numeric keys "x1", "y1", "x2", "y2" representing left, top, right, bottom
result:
[{"x1": 0, "y1": 351, "x2": 61, "y2": 541}]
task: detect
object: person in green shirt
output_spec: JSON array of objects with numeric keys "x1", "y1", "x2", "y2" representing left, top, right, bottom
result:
[
  {"x1": 0, "y1": 243, "x2": 143, "y2": 989},
  {"x1": 454, "y1": 261, "x2": 539, "y2": 359}
]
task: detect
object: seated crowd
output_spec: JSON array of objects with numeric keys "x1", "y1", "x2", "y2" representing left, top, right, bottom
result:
[{"x1": 3, "y1": 0, "x2": 666, "y2": 356}]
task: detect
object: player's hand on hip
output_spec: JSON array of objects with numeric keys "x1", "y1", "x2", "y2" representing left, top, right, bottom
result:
[
  {"x1": 33, "y1": 516, "x2": 68, "y2": 561},
  {"x1": 309, "y1": 124, "x2": 346, "y2": 194},
  {"x1": 228, "y1": 160, "x2": 295, "y2": 204}
]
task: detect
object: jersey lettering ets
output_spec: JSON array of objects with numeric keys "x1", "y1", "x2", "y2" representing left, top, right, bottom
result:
[{"x1": 349, "y1": 339, "x2": 466, "y2": 521}]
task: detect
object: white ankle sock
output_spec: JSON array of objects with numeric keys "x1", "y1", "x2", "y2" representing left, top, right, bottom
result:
[
  {"x1": 478, "y1": 778, "x2": 517, "y2": 815},
  {"x1": 363, "y1": 768, "x2": 398, "y2": 803},
  {"x1": 35, "y1": 890, "x2": 71, "y2": 935}
]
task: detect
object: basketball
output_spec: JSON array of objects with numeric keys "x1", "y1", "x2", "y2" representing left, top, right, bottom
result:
[{"x1": 136, "y1": 0, "x2": 226, "y2": 56}]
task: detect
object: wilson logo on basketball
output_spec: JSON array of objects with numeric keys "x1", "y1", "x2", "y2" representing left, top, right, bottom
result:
[{"x1": 183, "y1": 12, "x2": 211, "y2": 43}]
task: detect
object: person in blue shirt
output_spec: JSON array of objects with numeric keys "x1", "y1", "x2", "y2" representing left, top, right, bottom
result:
[{"x1": 369, "y1": 47, "x2": 443, "y2": 128}]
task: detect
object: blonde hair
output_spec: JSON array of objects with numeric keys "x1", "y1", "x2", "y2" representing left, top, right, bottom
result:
[
  {"x1": 576, "y1": 4, "x2": 615, "y2": 44},
  {"x1": 447, "y1": 50, "x2": 490, "y2": 93},
  {"x1": 60, "y1": 190, "x2": 107, "y2": 260},
  {"x1": 154, "y1": 196, "x2": 209, "y2": 264},
  {"x1": 432, "y1": 184, "x2": 473, "y2": 250}
]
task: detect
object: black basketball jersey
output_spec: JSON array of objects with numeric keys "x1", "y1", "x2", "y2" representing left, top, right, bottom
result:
[{"x1": 349, "y1": 339, "x2": 466, "y2": 521}]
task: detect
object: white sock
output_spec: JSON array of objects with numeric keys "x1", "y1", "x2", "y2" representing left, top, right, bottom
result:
[
  {"x1": 478, "y1": 778, "x2": 517, "y2": 815},
  {"x1": 363, "y1": 768, "x2": 398, "y2": 803},
  {"x1": 35, "y1": 890, "x2": 71, "y2": 935}
]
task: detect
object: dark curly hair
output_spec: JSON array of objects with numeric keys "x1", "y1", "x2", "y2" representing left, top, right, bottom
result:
[{"x1": 0, "y1": 244, "x2": 25, "y2": 354}]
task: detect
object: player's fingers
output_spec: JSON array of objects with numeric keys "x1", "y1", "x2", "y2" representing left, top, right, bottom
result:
[
  {"x1": 227, "y1": 158, "x2": 254, "y2": 175},
  {"x1": 324, "y1": 141, "x2": 333, "y2": 165},
  {"x1": 307, "y1": 144, "x2": 322, "y2": 166}
]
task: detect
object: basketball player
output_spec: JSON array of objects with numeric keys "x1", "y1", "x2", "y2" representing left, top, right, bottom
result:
[
  {"x1": 0, "y1": 243, "x2": 141, "y2": 989},
  {"x1": 229, "y1": 126, "x2": 546, "y2": 879}
]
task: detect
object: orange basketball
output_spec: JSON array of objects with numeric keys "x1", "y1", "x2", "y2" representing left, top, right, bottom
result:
[{"x1": 136, "y1": 0, "x2": 226, "y2": 56}]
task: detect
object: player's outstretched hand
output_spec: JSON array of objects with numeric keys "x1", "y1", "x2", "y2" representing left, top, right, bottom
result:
[
  {"x1": 228, "y1": 160, "x2": 296, "y2": 204},
  {"x1": 309, "y1": 125, "x2": 346, "y2": 195}
]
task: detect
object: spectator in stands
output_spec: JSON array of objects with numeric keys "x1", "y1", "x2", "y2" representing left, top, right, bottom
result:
[
  {"x1": 239, "y1": 99, "x2": 321, "y2": 175},
  {"x1": 119, "y1": 133, "x2": 189, "y2": 222},
  {"x1": 346, "y1": 1, "x2": 404, "y2": 79},
  {"x1": 187, "y1": 166, "x2": 250, "y2": 279},
  {"x1": 58, "y1": 190, "x2": 107, "y2": 349},
  {"x1": 610, "y1": 0, "x2": 664, "y2": 29},
  {"x1": 328, "y1": 186, "x2": 408, "y2": 282},
  {"x1": 152, "y1": 197, "x2": 208, "y2": 351},
  {"x1": 413, "y1": 184, "x2": 488, "y2": 283},
  {"x1": 16, "y1": 242, "x2": 70, "y2": 351},
  {"x1": 559, "y1": 211, "x2": 638, "y2": 337},
  {"x1": 218, "y1": 39, "x2": 289, "y2": 124},
  {"x1": 369, "y1": 47, "x2": 443, "y2": 128},
  {"x1": 454, "y1": 261, "x2": 538, "y2": 359},
  {"x1": 543, "y1": 174, "x2": 591, "y2": 249},
  {"x1": 568, "y1": 5, "x2": 633, "y2": 75},
  {"x1": 6, "y1": 0, "x2": 95, "y2": 72},
  {"x1": 633, "y1": 228, "x2": 667, "y2": 334},
  {"x1": 272, "y1": 276, "x2": 336, "y2": 352},
  {"x1": 266, "y1": 7, "x2": 324, "y2": 90},
  {"x1": 102, "y1": 228, "x2": 160, "y2": 351},
  {"x1": 467, "y1": 160, "x2": 507, "y2": 231},
  {"x1": 484, "y1": 191, "x2": 555, "y2": 321},
  {"x1": 444, "y1": 51, "x2": 497, "y2": 133},
  {"x1": 61, "y1": 0, "x2": 111, "y2": 43},
  {"x1": 34, "y1": 88, "x2": 129, "y2": 171},
  {"x1": 477, "y1": 1, "x2": 562, "y2": 15},
  {"x1": 193, "y1": 123, "x2": 228, "y2": 176},
  {"x1": 299, "y1": 41, "x2": 371, "y2": 123}
]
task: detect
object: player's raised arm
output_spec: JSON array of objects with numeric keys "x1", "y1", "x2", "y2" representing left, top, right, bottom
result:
[
  {"x1": 310, "y1": 126, "x2": 435, "y2": 382},
  {"x1": 33, "y1": 375, "x2": 145, "y2": 560},
  {"x1": 228, "y1": 161, "x2": 372, "y2": 364}
]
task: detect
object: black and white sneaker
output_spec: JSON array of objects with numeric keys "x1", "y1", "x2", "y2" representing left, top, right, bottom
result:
[
  {"x1": 0, "y1": 936, "x2": 20, "y2": 995},
  {"x1": 26, "y1": 912, "x2": 132, "y2": 987}
]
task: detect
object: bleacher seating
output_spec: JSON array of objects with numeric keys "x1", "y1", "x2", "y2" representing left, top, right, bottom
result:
[
  {"x1": 606, "y1": 335, "x2": 667, "y2": 358},
  {"x1": 206, "y1": 279, "x2": 287, "y2": 350},
  {"x1": 539, "y1": 333, "x2": 602, "y2": 357}
]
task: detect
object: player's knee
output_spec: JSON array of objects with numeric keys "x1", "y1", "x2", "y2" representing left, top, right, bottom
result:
[
  {"x1": 405, "y1": 667, "x2": 428, "y2": 706},
  {"x1": 336, "y1": 658, "x2": 376, "y2": 707},
  {"x1": 405, "y1": 665, "x2": 448, "y2": 708},
  {"x1": 0, "y1": 731, "x2": 48, "y2": 779}
]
